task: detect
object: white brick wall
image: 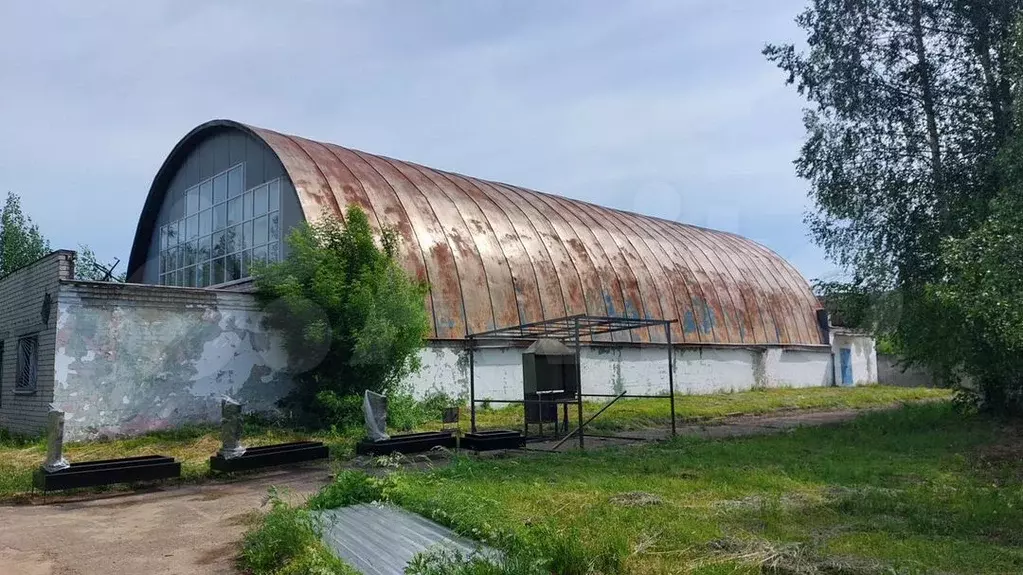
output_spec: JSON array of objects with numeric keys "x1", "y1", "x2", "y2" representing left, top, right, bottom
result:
[{"x1": 0, "y1": 250, "x2": 74, "y2": 436}]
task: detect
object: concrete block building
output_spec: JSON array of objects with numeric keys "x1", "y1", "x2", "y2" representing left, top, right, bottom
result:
[{"x1": 0, "y1": 120, "x2": 877, "y2": 439}]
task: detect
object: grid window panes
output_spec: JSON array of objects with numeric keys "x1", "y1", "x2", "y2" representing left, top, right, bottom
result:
[{"x1": 159, "y1": 165, "x2": 282, "y2": 287}]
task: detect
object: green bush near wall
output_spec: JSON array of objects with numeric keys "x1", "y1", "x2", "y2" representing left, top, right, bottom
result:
[{"x1": 252, "y1": 206, "x2": 431, "y2": 430}]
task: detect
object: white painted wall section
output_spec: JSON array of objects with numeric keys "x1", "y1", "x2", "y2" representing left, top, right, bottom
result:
[
  {"x1": 409, "y1": 344, "x2": 835, "y2": 401},
  {"x1": 831, "y1": 332, "x2": 878, "y2": 386}
]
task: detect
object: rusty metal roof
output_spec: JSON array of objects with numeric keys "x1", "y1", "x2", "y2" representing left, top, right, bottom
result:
[{"x1": 129, "y1": 120, "x2": 825, "y2": 346}]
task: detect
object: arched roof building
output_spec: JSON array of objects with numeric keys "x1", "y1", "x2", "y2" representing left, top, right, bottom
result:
[{"x1": 128, "y1": 120, "x2": 824, "y2": 346}]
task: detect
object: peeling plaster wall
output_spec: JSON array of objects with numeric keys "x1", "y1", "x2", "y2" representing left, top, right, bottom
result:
[
  {"x1": 53, "y1": 281, "x2": 291, "y2": 440},
  {"x1": 43, "y1": 279, "x2": 847, "y2": 440},
  {"x1": 410, "y1": 343, "x2": 833, "y2": 402}
]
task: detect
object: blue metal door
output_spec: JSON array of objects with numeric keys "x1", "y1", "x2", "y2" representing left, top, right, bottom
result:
[{"x1": 839, "y1": 348, "x2": 853, "y2": 386}]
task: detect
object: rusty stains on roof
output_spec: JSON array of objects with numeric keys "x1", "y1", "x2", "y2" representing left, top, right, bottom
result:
[{"x1": 133, "y1": 120, "x2": 825, "y2": 346}]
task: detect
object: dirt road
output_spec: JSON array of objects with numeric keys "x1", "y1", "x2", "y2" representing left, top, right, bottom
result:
[
  {"x1": 0, "y1": 406, "x2": 896, "y2": 575},
  {"x1": 0, "y1": 465, "x2": 329, "y2": 575}
]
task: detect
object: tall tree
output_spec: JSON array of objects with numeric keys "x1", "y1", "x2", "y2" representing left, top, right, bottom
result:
[
  {"x1": 932, "y1": 21, "x2": 1023, "y2": 412},
  {"x1": 764, "y1": 0, "x2": 1021, "y2": 355},
  {"x1": 0, "y1": 192, "x2": 50, "y2": 278}
]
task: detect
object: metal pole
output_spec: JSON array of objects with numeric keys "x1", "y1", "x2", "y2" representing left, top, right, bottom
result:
[
  {"x1": 538, "y1": 394, "x2": 544, "y2": 438},
  {"x1": 575, "y1": 317, "x2": 584, "y2": 449},
  {"x1": 469, "y1": 337, "x2": 476, "y2": 433},
  {"x1": 666, "y1": 321, "x2": 677, "y2": 438},
  {"x1": 552, "y1": 390, "x2": 626, "y2": 450}
]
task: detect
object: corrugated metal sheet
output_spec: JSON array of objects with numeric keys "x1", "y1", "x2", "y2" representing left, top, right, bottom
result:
[
  {"x1": 132, "y1": 120, "x2": 826, "y2": 346},
  {"x1": 319, "y1": 504, "x2": 491, "y2": 575}
]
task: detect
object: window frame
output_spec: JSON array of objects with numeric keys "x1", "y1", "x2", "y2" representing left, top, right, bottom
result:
[
  {"x1": 15, "y1": 335, "x2": 38, "y2": 395},
  {"x1": 157, "y1": 163, "x2": 282, "y2": 289}
]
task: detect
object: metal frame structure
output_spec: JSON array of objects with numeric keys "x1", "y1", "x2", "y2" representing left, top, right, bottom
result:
[{"x1": 466, "y1": 314, "x2": 677, "y2": 449}]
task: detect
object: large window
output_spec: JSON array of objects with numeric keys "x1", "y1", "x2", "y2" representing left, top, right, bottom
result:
[{"x1": 159, "y1": 164, "x2": 281, "y2": 287}]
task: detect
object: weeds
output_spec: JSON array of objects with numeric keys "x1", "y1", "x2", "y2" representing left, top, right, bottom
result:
[
  {"x1": 442, "y1": 386, "x2": 952, "y2": 434},
  {"x1": 0, "y1": 428, "x2": 41, "y2": 448},
  {"x1": 702, "y1": 538, "x2": 890, "y2": 575},
  {"x1": 539, "y1": 525, "x2": 628, "y2": 575},
  {"x1": 307, "y1": 470, "x2": 393, "y2": 510},
  {"x1": 404, "y1": 525, "x2": 628, "y2": 575},
  {"x1": 240, "y1": 487, "x2": 358, "y2": 575},
  {"x1": 241, "y1": 488, "x2": 321, "y2": 573},
  {"x1": 389, "y1": 389, "x2": 458, "y2": 432},
  {"x1": 406, "y1": 546, "x2": 544, "y2": 575}
]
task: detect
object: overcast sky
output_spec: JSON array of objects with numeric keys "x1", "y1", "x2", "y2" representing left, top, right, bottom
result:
[{"x1": 0, "y1": 0, "x2": 839, "y2": 282}]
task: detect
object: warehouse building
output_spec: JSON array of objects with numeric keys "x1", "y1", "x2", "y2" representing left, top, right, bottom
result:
[{"x1": 0, "y1": 120, "x2": 876, "y2": 439}]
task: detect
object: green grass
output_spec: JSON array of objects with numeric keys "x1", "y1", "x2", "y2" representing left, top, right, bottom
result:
[
  {"x1": 0, "y1": 386, "x2": 949, "y2": 501},
  {"x1": 457, "y1": 385, "x2": 952, "y2": 433},
  {"x1": 241, "y1": 487, "x2": 360, "y2": 575},
  {"x1": 370, "y1": 403, "x2": 1022, "y2": 574}
]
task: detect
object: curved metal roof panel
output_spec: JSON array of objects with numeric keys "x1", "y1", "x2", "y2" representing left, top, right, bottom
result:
[{"x1": 129, "y1": 120, "x2": 825, "y2": 345}]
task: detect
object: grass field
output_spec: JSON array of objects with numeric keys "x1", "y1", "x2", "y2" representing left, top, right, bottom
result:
[
  {"x1": 370, "y1": 402, "x2": 1023, "y2": 574},
  {"x1": 462, "y1": 385, "x2": 952, "y2": 432},
  {"x1": 0, "y1": 386, "x2": 950, "y2": 500}
]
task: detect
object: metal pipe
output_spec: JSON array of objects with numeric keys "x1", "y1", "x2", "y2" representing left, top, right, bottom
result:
[
  {"x1": 552, "y1": 390, "x2": 628, "y2": 450},
  {"x1": 579, "y1": 393, "x2": 665, "y2": 399},
  {"x1": 521, "y1": 446, "x2": 561, "y2": 453},
  {"x1": 470, "y1": 398, "x2": 574, "y2": 405},
  {"x1": 472, "y1": 394, "x2": 673, "y2": 401},
  {"x1": 575, "y1": 317, "x2": 584, "y2": 450},
  {"x1": 468, "y1": 337, "x2": 476, "y2": 433},
  {"x1": 666, "y1": 321, "x2": 677, "y2": 437},
  {"x1": 538, "y1": 393, "x2": 544, "y2": 438},
  {"x1": 584, "y1": 432, "x2": 653, "y2": 441}
]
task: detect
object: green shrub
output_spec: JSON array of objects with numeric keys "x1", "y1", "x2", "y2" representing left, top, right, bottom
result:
[
  {"x1": 0, "y1": 427, "x2": 39, "y2": 448},
  {"x1": 275, "y1": 545, "x2": 360, "y2": 575},
  {"x1": 253, "y1": 207, "x2": 430, "y2": 429},
  {"x1": 388, "y1": 388, "x2": 458, "y2": 432},
  {"x1": 242, "y1": 488, "x2": 359, "y2": 575},
  {"x1": 308, "y1": 470, "x2": 390, "y2": 510},
  {"x1": 241, "y1": 489, "x2": 321, "y2": 574}
]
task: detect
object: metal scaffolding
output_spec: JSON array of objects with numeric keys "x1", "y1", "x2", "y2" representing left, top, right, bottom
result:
[{"x1": 465, "y1": 314, "x2": 677, "y2": 449}]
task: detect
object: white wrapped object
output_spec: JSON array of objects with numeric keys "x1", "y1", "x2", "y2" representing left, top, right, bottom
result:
[
  {"x1": 43, "y1": 407, "x2": 70, "y2": 472},
  {"x1": 218, "y1": 396, "x2": 247, "y2": 459},
  {"x1": 363, "y1": 390, "x2": 390, "y2": 442}
]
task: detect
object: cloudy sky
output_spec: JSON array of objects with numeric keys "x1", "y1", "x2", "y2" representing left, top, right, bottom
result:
[{"x1": 0, "y1": 0, "x2": 839, "y2": 282}]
